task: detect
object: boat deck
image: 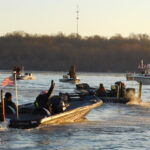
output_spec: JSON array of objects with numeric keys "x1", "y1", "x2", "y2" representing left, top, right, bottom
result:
[{"x1": 7, "y1": 98, "x2": 103, "y2": 129}]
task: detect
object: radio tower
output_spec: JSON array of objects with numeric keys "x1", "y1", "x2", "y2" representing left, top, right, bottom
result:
[{"x1": 76, "y1": 5, "x2": 79, "y2": 37}]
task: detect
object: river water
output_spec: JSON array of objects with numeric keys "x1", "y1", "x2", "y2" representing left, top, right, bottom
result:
[{"x1": 0, "y1": 71, "x2": 150, "y2": 150}]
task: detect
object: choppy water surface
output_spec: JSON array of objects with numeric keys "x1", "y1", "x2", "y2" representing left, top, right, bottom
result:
[{"x1": 0, "y1": 71, "x2": 150, "y2": 150}]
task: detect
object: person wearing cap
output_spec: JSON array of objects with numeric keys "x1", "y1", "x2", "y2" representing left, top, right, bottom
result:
[
  {"x1": 110, "y1": 85, "x2": 117, "y2": 96},
  {"x1": 120, "y1": 82, "x2": 126, "y2": 97},
  {"x1": 96, "y1": 83, "x2": 107, "y2": 97}
]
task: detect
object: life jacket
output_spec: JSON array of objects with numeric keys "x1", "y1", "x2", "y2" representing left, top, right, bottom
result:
[
  {"x1": 111, "y1": 85, "x2": 116, "y2": 90},
  {"x1": 34, "y1": 93, "x2": 49, "y2": 109}
]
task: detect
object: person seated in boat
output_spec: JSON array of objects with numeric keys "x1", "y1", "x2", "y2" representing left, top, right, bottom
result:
[
  {"x1": 34, "y1": 80, "x2": 55, "y2": 113},
  {"x1": 68, "y1": 65, "x2": 76, "y2": 79},
  {"x1": 120, "y1": 82, "x2": 126, "y2": 97},
  {"x1": 110, "y1": 85, "x2": 117, "y2": 97},
  {"x1": 141, "y1": 69, "x2": 146, "y2": 74},
  {"x1": 4, "y1": 92, "x2": 16, "y2": 113},
  {"x1": 96, "y1": 83, "x2": 107, "y2": 97},
  {"x1": 49, "y1": 93, "x2": 70, "y2": 115}
]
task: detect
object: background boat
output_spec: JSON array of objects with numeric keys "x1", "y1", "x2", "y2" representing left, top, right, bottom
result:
[
  {"x1": 126, "y1": 60, "x2": 150, "y2": 85},
  {"x1": 11, "y1": 66, "x2": 36, "y2": 80},
  {"x1": 59, "y1": 74, "x2": 80, "y2": 84}
]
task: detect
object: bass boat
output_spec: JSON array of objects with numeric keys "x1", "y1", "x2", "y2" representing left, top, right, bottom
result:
[
  {"x1": 59, "y1": 65, "x2": 80, "y2": 84},
  {"x1": 0, "y1": 95, "x2": 102, "y2": 129},
  {"x1": 11, "y1": 66, "x2": 36, "y2": 80},
  {"x1": 59, "y1": 75, "x2": 80, "y2": 84},
  {"x1": 76, "y1": 82, "x2": 136, "y2": 104}
]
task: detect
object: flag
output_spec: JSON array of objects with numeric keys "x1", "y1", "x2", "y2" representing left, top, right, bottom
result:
[{"x1": 2, "y1": 77, "x2": 15, "y2": 88}]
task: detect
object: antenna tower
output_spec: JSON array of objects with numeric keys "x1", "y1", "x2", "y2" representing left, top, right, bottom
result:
[{"x1": 76, "y1": 5, "x2": 79, "y2": 37}]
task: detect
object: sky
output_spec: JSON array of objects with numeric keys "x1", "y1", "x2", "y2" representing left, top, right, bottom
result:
[{"x1": 0, "y1": 0, "x2": 150, "y2": 37}]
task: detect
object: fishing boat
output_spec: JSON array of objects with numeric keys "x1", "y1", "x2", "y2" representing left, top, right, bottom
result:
[
  {"x1": 11, "y1": 66, "x2": 36, "y2": 80},
  {"x1": 59, "y1": 65, "x2": 80, "y2": 84},
  {"x1": 59, "y1": 75, "x2": 80, "y2": 84},
  {"x1": 126, "y1": 60, "x2": 150, "y2": 85},
  {"x1": 75, "y1": 82, "x2": 136, "y2": 104},
  {"x1": 127, "y1": 73, "x2": 150, "y2": 85},
  {"x1": 0, "y1": 96, "x2": 102, "y2": 129},
  {"x1": 12, "y1": 72, "x2": 36, "y2": 80}
]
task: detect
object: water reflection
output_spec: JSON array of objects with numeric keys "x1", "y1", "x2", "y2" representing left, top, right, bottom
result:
[{"x1": 0, "y1": 72, "x2": 150, "y2": 149}]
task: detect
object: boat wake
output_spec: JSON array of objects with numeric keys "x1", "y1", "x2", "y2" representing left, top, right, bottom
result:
[
  {"x1": 126, "y1": 90, "x2": 141, "y2": 105},
  {"x1": 126, "y1": 90, "x2": 150, "y2": 107},
  {"x1": 139, "y1": 101, "x2": 150, "y2": 107},
  {"x1": 0, "y1": 120, "x2": 9, "y2": 131},
  {"x1": 127, "y1": 98, "x2": 141, "y2": 105},
  {"x1": 127, "y1": 97, "x2": 150, "y2": 108}
]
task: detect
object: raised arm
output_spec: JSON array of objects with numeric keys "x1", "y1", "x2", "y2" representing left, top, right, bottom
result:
[{"x1": 47, "y1": 80, "x2": 55, "y2": 100}]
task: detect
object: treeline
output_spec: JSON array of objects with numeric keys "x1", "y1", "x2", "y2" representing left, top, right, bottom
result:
[{"x1": 0, "y1": 31, "x2": 150, "y2": 72}]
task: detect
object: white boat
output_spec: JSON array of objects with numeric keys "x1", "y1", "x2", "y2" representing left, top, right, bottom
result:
[
  {"x1": 16, "y1": 72, "x2": 36, "y2": 80},
  {"x1": 59, "y1": 75, "x2": 80, "y2": 84},
  {"x1": 11, "y1": 66, "x2": 36, "y2": 80},
  {"x1": 133, "y1": 74, "x2": 150, "y2": 85},
  {"x1": 59, "y1": 65, "x2": 80, "y2": 84},
  {"x1": 126, "y1": 60, "x2": 150, "y2": 85}
]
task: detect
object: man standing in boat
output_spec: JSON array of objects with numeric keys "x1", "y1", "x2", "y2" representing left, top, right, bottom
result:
[
  {"x1": 13, "y1": 66, "x2": 21, "y2": 76},
  {"x1": 68, "y1": 65, "x2": 76, "y2": 79}
]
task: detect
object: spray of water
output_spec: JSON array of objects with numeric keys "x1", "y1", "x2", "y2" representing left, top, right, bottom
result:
[
  {"x1": 0, "y1": 119, "x2": 9, "y2": 131},
  {"x1": 126, "y1": 90, "x2": 141, "y2": 105},
  {"x1": 126, "y1": 89, "x2": 150, "y2": 107}
]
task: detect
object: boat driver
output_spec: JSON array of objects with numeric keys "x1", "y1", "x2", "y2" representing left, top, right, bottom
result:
[{"x1": 4, "y1": 92, "x2": 17, "y2": 113}]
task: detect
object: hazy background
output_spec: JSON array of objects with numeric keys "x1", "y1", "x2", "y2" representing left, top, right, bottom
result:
[
  {"x1": 0, "y1": 0, "x2": 150, "y2": 72},
  {"x1": 1, "y1": 0, "x2": 150, "y2": 37}
]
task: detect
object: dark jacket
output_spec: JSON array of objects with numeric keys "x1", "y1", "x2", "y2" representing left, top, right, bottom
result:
[
  {"x1": 34, "y1": 80, "x2": 55, "y2": 111},
  {"x1": 2, "y1": 98, "x2": 17, "y2": 113}
]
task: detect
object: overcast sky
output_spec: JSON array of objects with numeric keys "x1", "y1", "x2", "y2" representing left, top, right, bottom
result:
[{"x1": 0, "y1": 0, "x2": 150, "y2": 37}]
